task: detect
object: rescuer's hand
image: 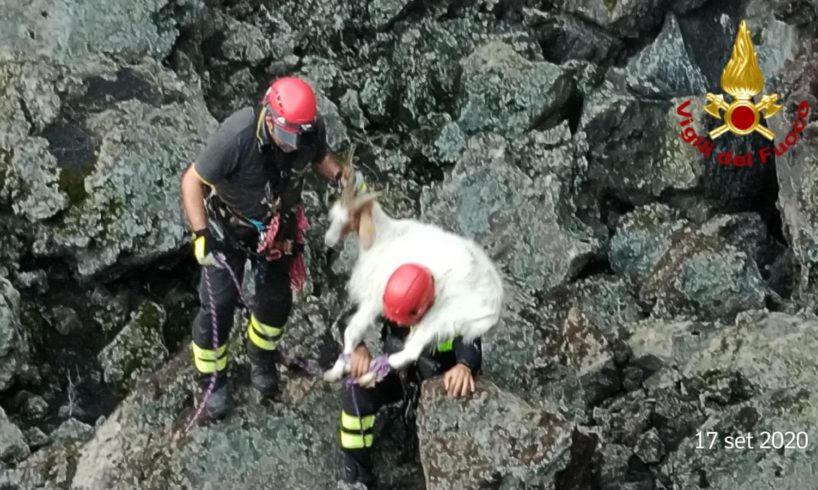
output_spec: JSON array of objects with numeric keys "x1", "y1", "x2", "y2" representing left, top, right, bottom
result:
[
  {"x1": 443, "y1": 363, "x2": 475, "y2": 397},
  {"x1": 350, "y1": 343, "x2": 372, "y2": 379}
]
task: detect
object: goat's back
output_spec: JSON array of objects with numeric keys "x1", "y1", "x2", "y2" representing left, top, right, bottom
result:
[{"x1": 347, "y1": 219, "x2": 504, "y2": 337}]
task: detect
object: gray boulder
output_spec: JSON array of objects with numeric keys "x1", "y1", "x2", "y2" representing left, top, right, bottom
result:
[
  {"x1": 52, "y1": 418, "x2": 95, "y2": 443},
  {"x1": 388, "y1": 17, "x2": 540, "y2": 128},
  {"x1": 98, "y1": 302, "x2": 169, "y2": 396},
  {"x1": 416, "y1": 378, "x2": 574, "y2": 489},
  {"x1": 0, "y1": 406, "x2": 29, "y2": 464},
  {"x1": 0, "y1": 0, "x2": 176, "y2": 63},
  {"x1": 639, "y1": 227, "x2": 767, "y2": 321},
  {"x1": 625, "y1": 13, "x2": 708, "y2": 97},
  {"x1": 769, "y1": 49, "x2": 818, "y2": 304},
  {"x1": 0, "y1": 58, "x2": 217, "y2": 279},
  {"x1": 557, "y1": 0, "x2": 670, "y2": 39},
  {"x1": 457, "y1": 41, "x2": 574, "y2": 137},
  {"x1": 71, "y1": 352, "x2": 424, "y2": 489},
  {"x1": 484, "y1": 276, "x2": 641, "y2": 421},
  {"x1": 623, "y1": 312, "x2": 818, "y2": 488},
  {"x1": 522, "y1": 8, "x2": 623, "y2": 64},
  {"x1": 579, "y1": 76, "x2": 704, "y2": 204},
  {"x1": 422, "y1": 128, "x2": 603, "y2": 292},
  {"x1": 0, "y1": 276, "x2": 27, "y2": 392},
  {"x1": 609, "y1": 204, "x2": 689, "y2": 288}
]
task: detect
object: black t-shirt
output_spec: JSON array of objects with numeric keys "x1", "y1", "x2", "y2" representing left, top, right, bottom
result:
[{"x1": 194, "y1": 107, "x2": 329, "y2": 220}]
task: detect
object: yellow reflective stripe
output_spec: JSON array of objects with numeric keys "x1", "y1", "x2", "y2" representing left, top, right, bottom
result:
[
  {"x1": 194, "y1": 235, "x2": 206, "y2": 261},
  {"x1": 191, "y1": 342, "x2": 227, "y2": 361},
  {"x1": 250, "y1": 316, "x2": 282, "y2": 337},
  {"x1": 191, "y1": 342, "x2": 228, "y2": 374},
  {"x1": 341, "y1": 412, "x2": 375, "y2": 431},
  {"x1": 248, "y1": 325, "x2": 280, "y2": 351},
  {"x1": 191, "y1": 165, "x2": 213, "y2": 187},
  {"x1": 340, "y1": 431, "x2": 374, "y2": 449},
  {"x1": 193, "y1": 355, "x2": 227, "y2": 373},
  {"x1": 437, "y1": 339, "x2": 454, "y2": 352}
]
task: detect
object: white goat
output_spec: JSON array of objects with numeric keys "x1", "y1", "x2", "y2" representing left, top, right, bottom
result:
[{"x1": 323, "y1": 151, "x2": 504, "y2": 384}]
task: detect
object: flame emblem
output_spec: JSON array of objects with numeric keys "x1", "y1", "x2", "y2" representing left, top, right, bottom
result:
[{"x1": 703, "y1": 20, "x2": 781, "y2": 140}]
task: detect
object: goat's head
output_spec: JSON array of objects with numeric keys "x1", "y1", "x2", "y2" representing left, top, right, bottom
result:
[{"x1": 325, "y1": 144, "x2": 381, "y2": 248}]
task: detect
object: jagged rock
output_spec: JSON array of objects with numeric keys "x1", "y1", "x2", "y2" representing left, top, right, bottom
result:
[
  {"x1": 661, "y1": 386, "x2": 818, "y2": 488},
  {"x1": 49, "y1": 305, "x2": 83, "y2": 336},
  {"x1": 367, "y1": 0, "x2": 412, "y2": 29},
  {"x1": 557, "y1": 0, "x2": 670, "y2": 39},
  {"x1": 0, "y1": 58, "x2": 217, "y2": 279},
  {"x1": 71, "y1": 352, "x2": 424, "y2": 489},
  {"x1": 52, "y1": 417, "x2": 95, "y2": 443},
  {"x1": 580, "y1": 77, "x2": 704, "y2": 204},
  {"x1": 598, "y1": 443, "x2": 636, "y2": 488},
  {"x1": 416, "y1": 378, "x2": 574, "y2": 489},
  {"x1": 639, "y1": 222, "x2": 768, "y2": 321},
  {"x1": 609, "y1": 204, "x2": 689, "y2": 288},
  {"x1": 769, "y1": 49, "x2": 818, "y2": 304},
  {"x1": 0, "y1": 406, "x2": 29, "y2": 463},
  {"x1": 14, "y1": 439, "x2": 81, "y2": 489},
  {"x1": 376, "y1": 13, "x2": 543, "y2": 129},
  {"x1": 625, "y1": 13, "x2": 708, "y2": 97},
  {"x1": 0, "y1": 0, "x2": 177, "y2": 63},
  {"x1": 522, "y1": 8, "x2": 623, "y2": 64},
  {"x1": 634, "y1": 428, "x2": 666, "y2": 464},
  {"x1": 457, "y1": 41, "x2": 573, "y2": 137},
  {"x1": 24, "y1": 427, "x2": 51, "y2": 450},
  {"x1": 98, "y1": 301, "x2": 169, "y2": 395},
  {"x1": 6, "y1": 137, "x2": 68, "y2": 221},
  {"x1": 771, "y1": 0, "x2": 818, "y2": 25},
  {"x1": 315, "y1": 92, "x2": 350, "y2": 152},
  {"x1": 22, "y1": 394, "x2": 49, "y2": 422},
  {"x1": 0, "y1": 276, "x2": 27, "y2": 392},
  {"x1": 593, "y1": 392, "x2": 654, "y2": 447},
  {"x1": 218, "y1": 14, "x2": 295, "y2": 66},
  {"x1": 484, "y1": 276, "x2": 640, "y2": 422},
  {"x1": 743, "y1": 0, "x2": 802, "y2": 79},
  {"x1": 338, "y1": 89, "x2": 368, "y2": 131},
  {"x1": 422, "y1": 130, "x2": 602, "y2": 292}
]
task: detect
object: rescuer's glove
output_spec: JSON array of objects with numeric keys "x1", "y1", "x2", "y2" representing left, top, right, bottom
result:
[{"x1": 193, "y1": 228, "x2": 223, "y2": 268}]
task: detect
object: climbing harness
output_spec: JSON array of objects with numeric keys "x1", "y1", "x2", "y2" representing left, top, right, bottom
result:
[{"x1": 204, "y1": 195, "x2": 309, "y2": 292}]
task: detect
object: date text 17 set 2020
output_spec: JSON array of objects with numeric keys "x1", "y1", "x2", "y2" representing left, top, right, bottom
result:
[{"x1": 675, "y1": 99, "x2": 811, "y2": 167}]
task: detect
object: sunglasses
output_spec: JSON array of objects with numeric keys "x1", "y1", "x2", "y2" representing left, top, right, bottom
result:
[{"x1": 266, "y1": 105, "x2": 314, "y2": 149}]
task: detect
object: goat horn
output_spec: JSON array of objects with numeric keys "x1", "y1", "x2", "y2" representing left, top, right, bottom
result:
[
  {"x1": 340, "y1": 143, "x2": 358, "y2": 205},
  {"x1": 352, "y1": 190, "x2": 382, "y2": 209}
]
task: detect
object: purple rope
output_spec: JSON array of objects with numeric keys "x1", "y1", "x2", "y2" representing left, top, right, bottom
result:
[
  {"x1": 185, "y1": 261, "x2": 222, "y2": 433},
  {"x1": 219, "y1": 254, "x2": 326, "y2": 378},
  {"x1": 184, "y1": 253, "x2": 391, "y2": 433}
]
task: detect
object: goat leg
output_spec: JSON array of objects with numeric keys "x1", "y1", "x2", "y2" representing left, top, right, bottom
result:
[
  {"x1": 387, "y1": 321, "x2": 440, "y2": 370},
  {"x1": 323, "y1": 300, "x2": 380, "y2": 382}
]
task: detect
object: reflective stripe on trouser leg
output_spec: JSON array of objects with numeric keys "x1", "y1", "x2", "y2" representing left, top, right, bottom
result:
[
  {"x1": 246, "y1": 314, "x2": 283, "y2": 351},
  {"x1": 191, "y1": 341, "x2": 228, "y2": 374},
  {"x1": 340, "y1": 411, "x2": 375, "y2": 449}
]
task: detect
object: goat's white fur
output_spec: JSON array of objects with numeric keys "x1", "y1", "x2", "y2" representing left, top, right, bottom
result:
[{"x1": 323, "y1": 198, "x2": 504, "y2": 383}]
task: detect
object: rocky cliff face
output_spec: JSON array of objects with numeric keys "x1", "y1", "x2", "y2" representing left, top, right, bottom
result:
[{"x1": 1, "y1": 0, "x2": 818, "y2": 489}]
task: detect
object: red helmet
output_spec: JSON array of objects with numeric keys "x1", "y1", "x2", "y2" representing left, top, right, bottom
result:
[
  {"x1": 263, "y1": 77, "x2": 317, "y2": 149},
  {"x1": 383, "y1": 264, "x2": 435, "y2": 326}
]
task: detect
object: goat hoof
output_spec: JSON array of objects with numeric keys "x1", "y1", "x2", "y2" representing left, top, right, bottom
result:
[
  {"x1": 323, "y1": 369, "x2": 341, "y2": 382},
  {"x1": 387, "y1": 353, "x2": 408, "y2": 370},
  {"x1": 357, "y1": 372, "x2": 376, "y2": 387},
  {"x1": 323, "y1": 362, "x2": 345, "y2": 382}
]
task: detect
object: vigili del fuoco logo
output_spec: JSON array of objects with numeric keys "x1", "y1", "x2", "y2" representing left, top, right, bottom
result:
[{"x1": 675, "y1": 19, "x2": 811, "y2": 167}]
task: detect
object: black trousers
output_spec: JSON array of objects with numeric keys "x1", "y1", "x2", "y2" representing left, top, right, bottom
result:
[
  {"x1": 339, "y1": 356, "x2": 454, "y2": 456},
  {"x1": 190, "y1": 242, "x2": 293, "y2": 387}
]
